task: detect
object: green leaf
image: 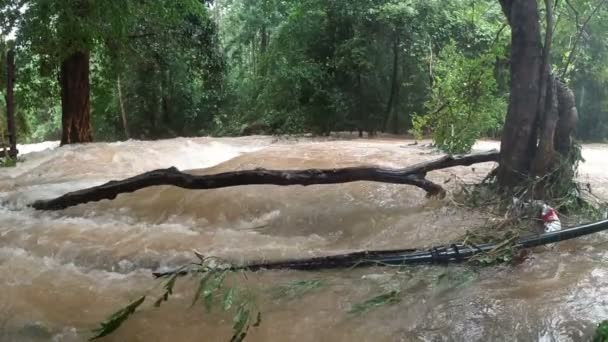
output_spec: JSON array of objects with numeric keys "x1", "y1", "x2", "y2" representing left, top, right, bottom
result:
[
  {"x1": 165, "y1": 274, "x2": 178, "y2": 294},
  {"x1": 203, "y1": 271, "x2": 228, "y2": 312},
  {"x1": 231, "y1": 304, "x2": 251, "y2": 341},
  {"x1": 191, "y1": 272, "x2": 212, "y2": 307},
  {"x1": 270, "y1": 279, "x2": 324, "y2": 300},
  {"x1": 230, "y1": 332, "x2": 248, "y2": 342},
  {"x1": 594, "y1": 320, "x2": 608, "y2": 342},
  {"x1": 222, "y1": 287, "x2": 236, "y2": 311},
  {"x1": 90, "y1": 295, "x2": 146, "y2": 340},
  {"x1": 252, "y1": 312, "x2": 262, "y2": 327},
  {"x1": 155, "y1": 273, "x2": 180, "y2": 307},
  {"x1": 348, "y1": 290, "x2": 401, "y2": 315}
]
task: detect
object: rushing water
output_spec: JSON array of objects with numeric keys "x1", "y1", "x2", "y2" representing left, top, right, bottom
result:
[{"x1": 1, "y1": 136, "x2": 608, "y2": 341}]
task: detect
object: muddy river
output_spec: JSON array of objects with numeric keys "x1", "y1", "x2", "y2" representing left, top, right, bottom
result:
[{"x1": 1, "y1": 136, "x2": 607, "y2": 341}]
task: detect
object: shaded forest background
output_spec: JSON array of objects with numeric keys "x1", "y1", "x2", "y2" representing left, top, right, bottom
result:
[{"x1": 1, "y1": 0, "x2": 607, "y2": 154}]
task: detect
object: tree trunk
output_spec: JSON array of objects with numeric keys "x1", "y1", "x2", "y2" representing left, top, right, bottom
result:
[
  {"x1": 496, "y1": 0, "x2": 578, "y2": 193},
  {"x1": 116, "y1": 75, "x2": 130, "y2": 140},
  {"x1": 384, "y1": 34, "x2": 400, "y2": 134},
  {"x1": 531, "y1": 0, "x2": 556, "y2": 178},
  {"x1": 260, "y1": 26, "x2": 268, "y2": 54},
  {"x1": 497, "y1": 0, "x2": 543, "y2": 187},
  {"x1": 554, "y1": 79, "x2": 578, "y2": 155},
  {"x1": 161, "y1": 71, "x2": 171, "y2": 127},
  {"x1": 392, "y1": 77, "x2": 401, "y2": 134},
  {"x1": 60, "y1": 51, "x2": 92, "y2": 145},
  {"x1": 5, "y1": 49, "x2": 17, "y2": 157},
  {"x1": 531, "y1": 75, "x2": 558, "y2": 178}
]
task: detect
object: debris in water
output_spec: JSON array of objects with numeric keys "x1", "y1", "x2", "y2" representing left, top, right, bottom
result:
[{"x1": 541, "y1": 204, "x2": 562, "y2": 233}]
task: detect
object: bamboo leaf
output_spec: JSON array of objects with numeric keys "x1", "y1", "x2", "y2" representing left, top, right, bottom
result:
[
  {"x1": 222, "y1": 287, "x2": 236, "y2": 311},
  {"x1": 230, "y1": 332, "x2": 248, "y2": 342},
  {"x1": 203, "y1": 271, "x2": 227, "y2": 312},
  {"x1": 232, "y1": 304, "x2": 250, "y2": 338},
  {"x1": 90, "y1": 296, "x2": 146, "y2": 340},
  {"x1": 155, "y1": 272, "x2": 180, "y2": 307},
  {"x1": 270, "y1": 279, "x2": 324, "y2": 300},
  {"x1": 191, "y1": 272, "x2": 212, "y2": 307},
  {"x1": 252, "y1": 312, "x2": 262, "y2": 327},
  {"x1": 165, "y1": 273, "x2": 179, "y2": 295},
  {"x1": 348, "y1": 291, "x2": 401, "y2": 315}
]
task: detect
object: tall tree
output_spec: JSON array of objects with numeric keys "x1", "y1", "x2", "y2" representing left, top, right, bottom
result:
[
  {"x1": 1, "y1": 0, "x2": 209, "y2": 144},
  {"x1": 497, "y1": 0, "x2": 579, "y2": 192},
  {"x1": 56, "y1": 0, "x2": 92, "y2": 144}
]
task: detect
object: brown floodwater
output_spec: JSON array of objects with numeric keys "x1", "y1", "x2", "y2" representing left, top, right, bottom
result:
[{"x1": 0, "y1": 136, "x2": 607, "y2": 341}]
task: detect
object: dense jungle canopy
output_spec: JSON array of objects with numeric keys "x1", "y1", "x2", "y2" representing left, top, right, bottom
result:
[{"x1": 0, "y1": 0, "x2": 605, "y2": 148}]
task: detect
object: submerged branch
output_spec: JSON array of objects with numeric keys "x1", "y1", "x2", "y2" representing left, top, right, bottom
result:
[{"x1": 31, "y1": 150, "x2": 499, "y2": 211}]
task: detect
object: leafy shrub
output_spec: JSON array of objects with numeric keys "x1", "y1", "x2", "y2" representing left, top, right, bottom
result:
[{"x1": 412, "y1": 43, "x2": 506, "y2": 154}]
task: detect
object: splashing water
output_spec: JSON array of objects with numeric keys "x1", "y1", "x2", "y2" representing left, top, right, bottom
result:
[{"x1": 1, "y1": 135, "x2": 608, "y2": 341}]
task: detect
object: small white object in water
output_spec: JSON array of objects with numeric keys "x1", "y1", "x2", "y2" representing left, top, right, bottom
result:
[{"x1": 541, "y1": 204, "x2": 562, "y2": 233}]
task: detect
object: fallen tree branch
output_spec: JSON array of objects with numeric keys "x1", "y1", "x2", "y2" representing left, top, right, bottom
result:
[{"x1": 31, "y1": 150, "x2": 499, "y2": 211}]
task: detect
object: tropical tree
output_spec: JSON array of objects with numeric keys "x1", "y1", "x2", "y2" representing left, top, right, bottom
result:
[
  {"x1": 496, "y1": 0, "x2": 580, "y2": 193},
  {"x1": 1, "y1": 0, "x2": 211, "y2": 144}
]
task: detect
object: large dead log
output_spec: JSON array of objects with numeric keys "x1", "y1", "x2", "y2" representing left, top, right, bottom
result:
[{"x1": 31, "y1": 150, "x2": 499, "y2": 211}]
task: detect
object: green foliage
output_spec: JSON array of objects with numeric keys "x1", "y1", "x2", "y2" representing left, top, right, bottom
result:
[
  {"x1": 434, "y1": 267, "x2": 478, "y2": 291},
  {"x1": 90, "y1": 295, "x2": 146, "y2": 340},
  {"x1": 348, "y1": 290, "x2": 401, "y2": 315},
  {"x1": 216, "y1": 0, "x2": 485, "y2": 136},
  {"x1": 552, "y1": 0, "x2": 608, "y2": 142},
  {"x1": 4, "y1": 0, "x2": 608, "y2": 146},
  {"x1": 166, "y1": 263, "x2": 260, "y2": 342},
  {"x1": 154, "y1": 272, "x2": 180, "y2": 307},
  {"x1": 270, "y1": 279, "x2": 325, "y2": 300},
  {"x1": 0, "y1": 156, "x2": 17, "y2": 167},
  {"x1": 594, "y1": 320, "x2": 608, "y2": 342},
  {"x1": 3, "y1": 0, "x2": 225, "y2": 142},
  {"x1": 94, "y1": 255, "x2": 261, "y2": 342},
  {"x1": 413, "y1": 43, "x2": 507, "y2": 154},
  {"x1": 468, "y1": 243, "x2": 516, "y2": 266}
]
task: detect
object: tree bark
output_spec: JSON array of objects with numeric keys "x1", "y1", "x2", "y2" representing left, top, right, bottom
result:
[
  {"x1": 531, "y1": 75, "x2": 558, "y2": 178},
  {"x1": 554, "y1": 79, "x2": 578, "y2": 155},
  {"x1": 60, "y1": 51, "x2": 92, "y2": 145},
  {"x1": 496, "y1": 0, "x2": 579, "y2": 194},
  {"x1": 116, "y1": 75, "x2": 130, "y2": 140},
  {"x1": 31, "y1": 150, "x2": 499, "y2": 210},
  {"x1": 536, "y1": 0, "x2": 554, "y2": 132},
  {"x1": 497, "y1": 0, "x2": 543, "y2": 187},
  {"x1": 531, "y1": 0, "x2": 556, "y2": 178}
]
